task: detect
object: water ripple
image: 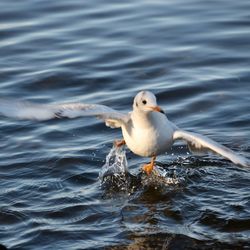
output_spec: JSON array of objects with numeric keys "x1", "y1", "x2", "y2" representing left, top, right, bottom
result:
[{"x1": 0, "y1": 0, "x2": 250, "y2": 249}]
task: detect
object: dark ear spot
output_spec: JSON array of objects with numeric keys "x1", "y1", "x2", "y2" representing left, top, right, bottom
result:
[{"x1": 136, "y1": 102, "x2": 138, "y2": 107}]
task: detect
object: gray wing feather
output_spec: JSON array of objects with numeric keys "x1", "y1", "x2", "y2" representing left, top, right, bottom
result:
[
  {"x1": 173, "y1": 129, "x2": 249, "y2": 168},
  {"x1": 0, "y1": 98, "x2": 128, "y2": 127}
]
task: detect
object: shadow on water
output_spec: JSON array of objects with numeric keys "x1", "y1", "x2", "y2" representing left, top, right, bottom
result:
[
  {"x1": 0, "y1": 244, "x2": 8, "y2": 250},
  {"x1": 106, "y1": 233, "x2": 249, "y2": 250}
]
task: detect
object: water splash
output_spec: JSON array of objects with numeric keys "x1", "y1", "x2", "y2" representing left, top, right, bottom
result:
[
  {"x1": 99, "y1": 145, "x2": 131, "y2": 194},
  {"x1": 140, "y1": 164, "x2": 185, "y2": 189},
  {"x1": 99, "y1": 145, "x2": 128, "y2": 180},
  {"x1": 99, "y1": 145, "x2": 185, "y2": 195}
]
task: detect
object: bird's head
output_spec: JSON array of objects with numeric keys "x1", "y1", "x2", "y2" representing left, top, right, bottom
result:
[{"x1": 133, "y1": 91, "x2": 165, "y2": 114}]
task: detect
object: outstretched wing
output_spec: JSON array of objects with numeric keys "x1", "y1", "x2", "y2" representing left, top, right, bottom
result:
[
  {"x1": 173, "y1": 129, "x2": 249, "y2": 168},
  {"x1": 0, "y1": 98, "x2": 129, "y2": 128}
]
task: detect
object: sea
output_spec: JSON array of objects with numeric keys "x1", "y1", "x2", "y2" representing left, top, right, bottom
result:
[{"x1": 0, "y1": 0, "x2": 250, "y2": 249}]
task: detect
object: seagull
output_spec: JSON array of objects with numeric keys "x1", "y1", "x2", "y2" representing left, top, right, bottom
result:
[{"x1": 0, "y1": 91, "x2": 249, "y2": 174}]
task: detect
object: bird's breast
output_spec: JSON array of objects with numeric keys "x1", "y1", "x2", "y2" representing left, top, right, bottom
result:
[{"x1": 121, "y1": 114, "x2": 174, "y2": 157}]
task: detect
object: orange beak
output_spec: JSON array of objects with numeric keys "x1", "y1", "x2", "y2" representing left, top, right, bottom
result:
[{"x1": 150, "y1": 106, "x2": 163, "y2": 113}]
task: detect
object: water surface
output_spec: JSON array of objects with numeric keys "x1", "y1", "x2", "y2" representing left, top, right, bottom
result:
[{"x1": 0, "y1": 0, "x2": 250, "y2": 249}]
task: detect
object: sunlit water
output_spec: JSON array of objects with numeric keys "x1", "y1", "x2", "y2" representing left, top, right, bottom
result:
[{"x1": 0, "y1": 0, "x2": 250, "y2": 249}]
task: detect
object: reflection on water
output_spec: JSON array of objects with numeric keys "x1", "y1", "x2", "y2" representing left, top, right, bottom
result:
[{"x1": 0, "y1": 0, "x2": 250, "y2": 249}]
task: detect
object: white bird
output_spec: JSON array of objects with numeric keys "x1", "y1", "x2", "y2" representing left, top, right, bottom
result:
[{"x1": 0, "y1": 91, "x2": 249, "y2": 174}]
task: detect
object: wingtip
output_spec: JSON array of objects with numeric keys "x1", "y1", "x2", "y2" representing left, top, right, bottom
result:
[{"x1": 235, "y1": 156, "x2": 250, "y2": 169}]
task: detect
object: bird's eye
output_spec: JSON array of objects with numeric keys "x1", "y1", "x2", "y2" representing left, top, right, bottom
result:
[{"x1": 142, "y1": 100, "x2": 147, "y2": 105}]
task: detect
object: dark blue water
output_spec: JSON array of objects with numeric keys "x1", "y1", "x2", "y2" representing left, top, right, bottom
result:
[{"x1": 1, "y1": 0, "x2": 250, "y2": 249}]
